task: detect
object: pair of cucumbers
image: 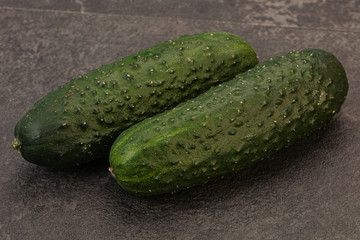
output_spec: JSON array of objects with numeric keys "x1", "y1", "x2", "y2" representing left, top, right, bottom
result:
[{"x1": 12, "y1": 32, "x2": 348, "y2": 196}]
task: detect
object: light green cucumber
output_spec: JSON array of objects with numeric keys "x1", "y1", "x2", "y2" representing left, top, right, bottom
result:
[{"x1": 109, "y1": 49, "x2": 348, "y2": 196}]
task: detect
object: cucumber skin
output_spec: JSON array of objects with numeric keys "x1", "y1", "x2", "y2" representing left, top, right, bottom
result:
[
  {"x1": 110, "y1": 49, "x2": 348, "y2": 196},
  {"x1": 13, "y1": 31, "x2": 258, "y2": 168}
]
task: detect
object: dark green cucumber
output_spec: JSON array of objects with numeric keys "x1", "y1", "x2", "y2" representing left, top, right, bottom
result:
[
  {"x1": 109, "y1": 49, "x2": 348, "y2": 196},
  {"x1": 12, "y1": 31, "x2": 258, "y2": 168}
]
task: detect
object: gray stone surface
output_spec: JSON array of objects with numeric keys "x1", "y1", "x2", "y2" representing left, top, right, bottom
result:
[
  {"x1": 1, "y1": 1, "x2": 359, "y2": 239},
  {"x1": 1, "y1": 0, "x2": 360, "y2": 30}
]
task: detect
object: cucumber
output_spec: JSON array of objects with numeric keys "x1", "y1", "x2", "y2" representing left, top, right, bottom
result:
[
  {"x1": 12, "y1": 31, "x2": 258, "y2": 168},
  {"x1": 109, "y1": 49, "x2": 348, "y2": 196}
]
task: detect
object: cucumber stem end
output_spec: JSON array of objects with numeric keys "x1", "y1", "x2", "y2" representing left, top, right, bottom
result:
[{"x1": 11, "y1": 138, "x2": 22, "y2": 152}]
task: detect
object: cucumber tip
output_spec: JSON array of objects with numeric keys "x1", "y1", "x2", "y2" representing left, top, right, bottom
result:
[
  {"x1": 11, "y1": 138, "x2": 22, "y2": 152},
  {"x1": 109, "y1": 167, "x2": 116, "y2": 178}
]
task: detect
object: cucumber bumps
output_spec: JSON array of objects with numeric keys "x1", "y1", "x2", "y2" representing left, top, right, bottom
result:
[
  {"x1": 12, "y1": 32, "x2": 258, "y2": 168},
  {"x1": 109, "y1": 49, "x2": 348, "y2": 196}
]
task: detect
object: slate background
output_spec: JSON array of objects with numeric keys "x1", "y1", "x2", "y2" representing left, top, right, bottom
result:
[{"x1": 1, "y1": 1, "x2": 359, "y2": 239}]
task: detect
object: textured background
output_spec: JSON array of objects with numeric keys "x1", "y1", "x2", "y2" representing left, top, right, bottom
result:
[{"x1": 1, "y1": 1, "x2": 359, "y2": 239}]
